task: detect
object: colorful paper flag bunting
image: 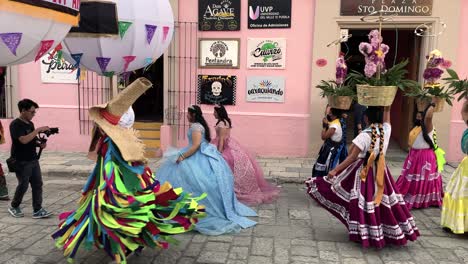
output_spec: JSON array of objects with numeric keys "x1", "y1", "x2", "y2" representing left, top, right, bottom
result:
[
  {"x1": 49, "y1": 43, "x2": 63, "y2": 60},
  {"x1": 71, "y1": 53, "x2": 83, "y2": 79},
  {"x1": 96, "y1": 57, "x2": 111, "y2": 73},
  {"x1": 143, "y1": 57, "x2": 153, "y2": 72},
  {"x1": 118, "y1": 21, "x2": 133, "y2": 39},
  {"x1": 145, "y1": 24, "x2": 157, "y2": 45},
  {"x1": 122, "y1": 56, "x2": 136, "y2": 72},
  {"x1": 163, "y1": 26, "x2": 170, "y2": 41},
  {"x1": 35, "y1": 40, "x2": 54, "y2": 62},
  {"x1": 0, "y1": 33, "x2": 22, "y2": 56},
  {"x1": 103, "y1": 71, "x2": 115, "y2": 77}
]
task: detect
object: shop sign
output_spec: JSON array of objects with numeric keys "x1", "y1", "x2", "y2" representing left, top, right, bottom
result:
[
  {"x1": 40, "y1": 53, "x2": 77, "y2": 84},
  {"x1": 248, "y1": 0, "x2": 291, "y2": 29},
  {"x1": 247, "y1": 38, "x2": 286, "y2": 69},
  {"x1": 247, "y1": 76, "x2": 285, "y2": 103},
  {"x1": 198, "y1": 0, "x2": 240, "y2": 31},
  {"x1": 10, "y1": 0, "x2": 80, "y2": 14},
  {"x1": 340, "y1": 0, "x2": 433, "y2": 16},
  {"x1": 197, "y1": 75, "x2": 236, "y2": 105},
  {"x1": 199, "y1": 38, "x2": 240, "y2": 69}
]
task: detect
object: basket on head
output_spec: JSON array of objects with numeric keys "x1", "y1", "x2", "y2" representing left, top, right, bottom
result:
[
  {"x1": 415, "y1": 97, "x2": 445, "y2": 113},
  {"x1": 327, "y1": 96, "x2": 353, "y2": 110},
  {"x1": 356, "y1": 85, "x2": 398, "y2": 106},
  {"x1": 88, "y1": 77, "x2": 153, "y2": 162}
]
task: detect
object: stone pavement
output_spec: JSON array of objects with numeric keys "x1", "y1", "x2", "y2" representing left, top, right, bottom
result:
[{"x1": 0, "y1": 151, "x2": 466, "y2": 264}]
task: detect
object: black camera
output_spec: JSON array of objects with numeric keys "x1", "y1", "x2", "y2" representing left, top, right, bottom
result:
[
  {"x1": 37, "y1": 127, "x2": 59, "y2": 159},
  {"x1": 42, "y1": 127, "x2": 59, "y2": 137}
]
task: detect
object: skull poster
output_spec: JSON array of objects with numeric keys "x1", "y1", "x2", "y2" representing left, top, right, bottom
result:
[{"x1": 197, "y1": 75, "x2": 236, "y2": 105}]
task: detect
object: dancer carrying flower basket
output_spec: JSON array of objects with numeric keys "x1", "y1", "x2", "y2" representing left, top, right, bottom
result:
[{"x1": 313, "y1": 54, "x2": 353, "y2": 177}]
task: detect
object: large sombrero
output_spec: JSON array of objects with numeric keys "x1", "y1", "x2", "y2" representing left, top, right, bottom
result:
[{"x1": 89, "y1": 77, "x2": 152, "y2": 162}]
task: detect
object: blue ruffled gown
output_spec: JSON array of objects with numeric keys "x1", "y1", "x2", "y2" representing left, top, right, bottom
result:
[{"x1": 156, "y1": 123, "x2": 257, "y2": 235}]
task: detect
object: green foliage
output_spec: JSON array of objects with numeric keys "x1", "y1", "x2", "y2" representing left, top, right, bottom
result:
[
  {"x1": 405, "y1": 84, "x2": 455, "y2": 106},
  {"x1": 316, "y1": 80, "x2": 356, "y2": 98},
  {"x1": 347, "y1": 60, "x2": 419, "y2": 92},
  {"x1": 443, "y1": 68, "x2": 468, "y2": 102}
]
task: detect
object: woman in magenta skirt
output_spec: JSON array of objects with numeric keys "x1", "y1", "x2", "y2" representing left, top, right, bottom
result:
[
  {"x1": 306, "y1": 106, "x2": 419, "y2": 248},
  {"x1": 396, "y1": 100, "x2": 444, "y2": 209}
]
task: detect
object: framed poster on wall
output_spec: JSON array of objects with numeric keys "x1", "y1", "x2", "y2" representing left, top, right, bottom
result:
[
  {"x1": 40, "y1": 53, "x2": 78, "y2": 84},
  {"x1": 246, "y1": 76, "x2": 285, "y2": 103},
  {"x1": 197, "y1": 75, "x2": 236, "y2": 105},
  {"x1": 247, "y1": 38, "x2": 286, "y2": 69},
  {"x1": 199, "y1": 0, "x2": 241, "y2": 31},
  {"x1": 247, "y1": 0, "x2": 291, "y2": 29},
  {"x1": 199, "y1": 38, "x2": 240, "y2": 69}
]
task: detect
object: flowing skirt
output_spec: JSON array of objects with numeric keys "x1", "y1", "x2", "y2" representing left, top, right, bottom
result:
[
  {"x1": 157, "y1": 144, "x2": 257, "y2": 236},
  {"x1": 52, "y1": 139, "x2": 204, "y2": 263},
  {"x1": 312, "y1": 140, "x2": 340, "y2": 177},
  {"x1": 212, "y1": 137, "x2": 280, "y2": 205},
  {"x1": 441, "y1": 156, "x2": 468, "y2": 234},
  {"x1": 306, "y1": 159, "x2": 419, "y2": 248},
  {"x1": 395, "y1": 148, "x2": 444, "y2": 209}
]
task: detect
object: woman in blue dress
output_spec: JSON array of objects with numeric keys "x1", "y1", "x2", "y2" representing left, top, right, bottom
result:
[{"x1": 156, "y1": 105, "x2": 257, "y2": 235}]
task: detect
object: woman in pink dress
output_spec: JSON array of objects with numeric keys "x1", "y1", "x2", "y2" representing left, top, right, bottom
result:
[{"x1": 212, "y1": 105, "x2": 280, "y2": 205}]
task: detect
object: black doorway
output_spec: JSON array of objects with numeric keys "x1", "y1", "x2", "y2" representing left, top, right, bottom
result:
[{"x1": 127, "y1": 57, "x2": 164, "y2": 122}]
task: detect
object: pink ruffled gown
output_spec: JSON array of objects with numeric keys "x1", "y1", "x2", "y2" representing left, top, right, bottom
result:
[{"x1": 212, "y1": 123, "x2": 280, "y2": 205}]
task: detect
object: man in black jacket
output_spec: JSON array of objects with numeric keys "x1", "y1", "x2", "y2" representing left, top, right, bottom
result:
[{"x1": 8, "y1": 99, "x2": 52, "y2": 218}]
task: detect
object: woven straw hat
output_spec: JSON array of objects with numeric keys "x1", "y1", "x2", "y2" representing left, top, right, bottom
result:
[{"x1": 89, "y1": 77, "x2": 152, "y2": 162}]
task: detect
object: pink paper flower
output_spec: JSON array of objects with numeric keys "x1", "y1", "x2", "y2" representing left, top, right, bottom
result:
[
  {"x1": 441, "y1": 59, "x2": 452, "y2": 69},
  {"x1": 316, "y1": 59, "x2": 327, "y2": 67}
]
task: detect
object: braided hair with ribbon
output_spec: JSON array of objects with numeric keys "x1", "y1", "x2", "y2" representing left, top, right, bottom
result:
[
  {"x1": 419, "y1": 103, "x2": 445, "y2": 172},
  {"x1": 188, "y1": 105, "x2": 211, "y2": 142},
  {"x1": 359, "y1": 107, "x2": 386, "y2": 205}
]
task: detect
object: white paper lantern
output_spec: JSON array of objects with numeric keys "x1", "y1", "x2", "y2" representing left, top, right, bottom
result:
[
  {"x1": 62, "y1": 0, "x2": 174, "y2": 76},
  {"x1": 0, "y1": 0, "x2": 80, "y2": 66}
]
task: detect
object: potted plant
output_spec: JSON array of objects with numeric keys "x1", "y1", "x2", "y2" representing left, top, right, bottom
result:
[
  {"x1": 406, "y1": 49, "x2": 456, "y2": 112},
  {"x1": 443, "y1": 68, "x2": 468, "y2": 102},
  {"x1": 316, "y1": 54, "x2": 356, "y2": 110},
  {"x1": 347, "y1": 30, "x2": 419, "y2": 106}
]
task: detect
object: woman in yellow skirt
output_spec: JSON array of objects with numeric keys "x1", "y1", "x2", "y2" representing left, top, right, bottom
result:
[{"x1": 441, "y1": 100, "x2": 468, "y2": 234}]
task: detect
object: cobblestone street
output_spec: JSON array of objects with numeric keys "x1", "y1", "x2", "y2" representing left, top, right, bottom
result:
[{"x1": 0, "y1": 152, "x2": 467, "y2": 263}]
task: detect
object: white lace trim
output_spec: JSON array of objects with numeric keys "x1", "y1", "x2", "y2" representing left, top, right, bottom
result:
[
  {"x1": 308, "y1": 182, "x2": 418, "y2": 241},
  {"x1": 402, "y1": 160, "x2": 441, "y2": 181}
]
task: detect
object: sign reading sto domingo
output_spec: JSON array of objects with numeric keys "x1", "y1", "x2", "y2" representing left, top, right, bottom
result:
[
  {"x1": 247, "y1": 38, "x2": 286, "y2": 69},
  {"x1": 199, "y1": 38, "x2": 240, "y2": 69},
  {"x1": 247, "y1": 76, "x2": 285, "y2": 103}
]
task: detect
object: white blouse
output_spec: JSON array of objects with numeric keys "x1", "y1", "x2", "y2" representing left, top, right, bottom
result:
[
  {"x1": 352, "y1": 123, "x2": 391, "y2": 158},
  {"x1": 412, "y1": 129, "x2": 434, "y2": 149}
]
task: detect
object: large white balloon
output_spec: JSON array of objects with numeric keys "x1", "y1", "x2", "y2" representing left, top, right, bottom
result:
[
  {"x1": 62, "y1": 0, "x2": 174, "y2": 76},
  {"x1": 0, "y1": 0, "x2": 80, "y2": 66}
]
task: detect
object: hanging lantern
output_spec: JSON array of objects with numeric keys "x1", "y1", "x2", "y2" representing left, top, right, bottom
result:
[
  {"x1": 62, "y1": 0, "x2": 174, "y2": 76},
  {"x1": 0, "y1": 0, "x2": 80, "y2": 66}
]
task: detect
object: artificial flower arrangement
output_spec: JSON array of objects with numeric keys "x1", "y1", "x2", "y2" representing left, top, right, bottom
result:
[
  {"x1": 347, "y1": 29, "x2": 419, "y2": 106},
  {"x1": 316, "y1": 53, "x2": 356, "y2": 110},
  {"x1": 405, "y1": 49, "x2": 458, "y2": 111}
]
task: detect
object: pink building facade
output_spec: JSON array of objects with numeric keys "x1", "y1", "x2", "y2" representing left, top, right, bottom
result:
[{"x1": 1, "y1": 0, "x2": 467, "y2": 163}]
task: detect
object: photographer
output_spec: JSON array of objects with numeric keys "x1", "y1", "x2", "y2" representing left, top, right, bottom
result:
[
  {"x1": 0, "y1": 120, "x2": 9, "y2": 200},
  {"x1": 8, "y1": 99, "x2": 52, "y2": 218}
]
